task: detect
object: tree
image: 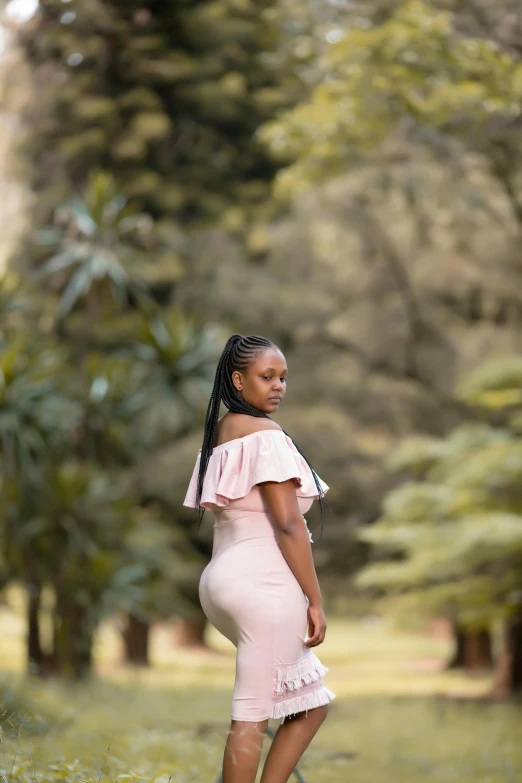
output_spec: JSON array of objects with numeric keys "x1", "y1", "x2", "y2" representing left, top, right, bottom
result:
[
  {"x1": 354, "y1": 355, "x2": 522, "y2": 694},
  {"x1": 0, "y1": 168, "x2": 219, "y2": 675},
  {"x1": 261, "y1": 0, "x2": 522, "y2": 201},
  {"x1": 0, "y1": 333, "x2": 76, "y2": 674},
  {"x1": 14, "y1": 0, "x2": 290, "y2": 235},
  {"x1": 35, "y1": 169, "x2": 153, "y2": 328},
  {"x1": 6, "y1": 0, "x2": 298, "y2": 662}
]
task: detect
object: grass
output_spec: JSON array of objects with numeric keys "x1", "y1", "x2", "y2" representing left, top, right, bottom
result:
[{"x1": 0, "y1": 588, "x2": 521, "y2": 783}]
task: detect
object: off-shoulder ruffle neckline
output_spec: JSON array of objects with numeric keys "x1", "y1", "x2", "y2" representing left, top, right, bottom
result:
[
  {"x1": 199, "y1": 428, "x2": 288, "y2": 456},
  {"x1": 185, "y1": 426, "x2": 329, "y2": 509}
]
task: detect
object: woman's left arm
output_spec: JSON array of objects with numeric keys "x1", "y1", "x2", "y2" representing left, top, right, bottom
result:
[{"x1": 259, "y1": 479, "x2": 327, "y2": 648}]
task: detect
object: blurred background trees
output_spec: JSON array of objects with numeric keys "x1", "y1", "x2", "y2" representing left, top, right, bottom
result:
[
  {"x1": 356, "y1": 356, "x2": 522, "y2": 694},
  {"x1": 14, "y1": 0, "x2": 293, "y2": 238},
  {"x1": 0, "y1": 0, "x2": 521, "y2": 702}
]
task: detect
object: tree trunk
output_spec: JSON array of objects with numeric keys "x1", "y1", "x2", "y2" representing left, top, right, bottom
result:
[
  {"x1": 26, "y1": 582, "x2": 43, "y2": 675},
  {"x1": 123, "y1": 614, "x2": 150, "y2": 666},
  {"x1": 51, "y1": 591, "x2": 94, "y2": 678},
  {"x1": 446, "y1": 624, "x2": 466, "y2": 669},
  {"x1": 173, "y1": 618, "x2": 207, "y2": 648},
  {"x1": 446, "y1": 624, "x2": 493, "y2": 672},
  {"x1": 489, "y1": 612, "x2": 522, "y2": 698},
  {"x1": 464, "y1": 628, "x2": 493, "y2": 672}
]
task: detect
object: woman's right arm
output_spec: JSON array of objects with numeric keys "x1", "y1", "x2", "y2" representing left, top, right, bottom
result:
[{"x1": 259, "y1": 479, "x2": 327, "y2": 648}]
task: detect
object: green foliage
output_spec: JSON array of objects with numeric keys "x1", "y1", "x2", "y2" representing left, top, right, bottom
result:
[
  {"x1": 17, "y1": 0, "x2": 288, "y2": 226},
  {"x1": 3, "y1": 0, "x2": 279, "y2": 665},
  {"x1": 261, "y1": 0, "x2": 522, "y2": 199},
  {"x1": 132, "y1": 308, "x2": 219, "y2": 440},
  {"x1": 34, "y1": 170, "x2": 156, "y2": 321},
  {"x1": 0, "y1": 682, "x2": 49, "y2": 738},
  {"x1": 68, "y1": 353, "x2": 155, "y2": 464},
  {"x1": 0, "y1": 458, "x2": 134, "y2": 607},
  {"x1": 107, "y1": 504, "x2": 201, "y2": 622},
  {"x1": 456, "y1": 355, "x2": 522, "y2": 418},
  {"x1": 355, "y1": 355, "x2": 522, "y2": 628},
  {"x1": 0, "y1": 171, "x2": 220, "y2": 674},
  {"x1": 0, "y1": 337, "x2": 75, "y2": 478}
]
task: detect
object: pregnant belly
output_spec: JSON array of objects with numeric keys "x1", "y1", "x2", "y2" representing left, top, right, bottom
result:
[{"x1": 199, "y1": 539, "x2": 307, "y2": 646}]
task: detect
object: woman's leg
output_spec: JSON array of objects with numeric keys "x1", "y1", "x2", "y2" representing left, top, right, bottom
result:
[
  {"x1": 259, "y1": 704, "x2": 329, "y2": 783},
  {"x1": 222, "y1": 718, "x2": 269, "y2": 783}
]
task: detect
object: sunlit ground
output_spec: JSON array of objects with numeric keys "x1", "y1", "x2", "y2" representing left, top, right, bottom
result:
[{"x1": 1, "y1": 587, "x2": 521, "y2": 783}]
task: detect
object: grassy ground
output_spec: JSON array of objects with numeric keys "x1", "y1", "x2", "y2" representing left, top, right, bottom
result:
[{"x1": 0, "y1": 589, "x2": 521, "y2": 783}]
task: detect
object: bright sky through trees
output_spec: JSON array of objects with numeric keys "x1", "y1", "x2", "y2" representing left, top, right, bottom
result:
[{"x1": 0, "y1": 0, "x2": 38, "y2": 53}]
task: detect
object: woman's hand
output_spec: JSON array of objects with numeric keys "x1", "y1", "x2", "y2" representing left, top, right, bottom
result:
[{"x1": 305, "y1": 603, "x2": 327, "y2": 648}]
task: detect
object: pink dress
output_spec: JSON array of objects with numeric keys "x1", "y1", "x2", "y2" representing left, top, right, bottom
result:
[{"x1": 183, "y1": 429, "x2": 336, "y2": 722}]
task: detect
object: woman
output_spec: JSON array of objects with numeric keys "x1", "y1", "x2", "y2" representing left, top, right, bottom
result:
[{"x1": 183, "y1": 333, "x2": 335, "y2": 783}]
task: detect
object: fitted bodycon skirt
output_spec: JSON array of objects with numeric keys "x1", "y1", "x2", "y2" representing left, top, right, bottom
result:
[{"x1": 199, "y1": 507, "x2": 336, "y2": 722}]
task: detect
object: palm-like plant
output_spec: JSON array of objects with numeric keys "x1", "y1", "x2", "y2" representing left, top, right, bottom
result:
[
  {"x1": 133, "y1": 308, "x2": 221, "y2": 441},
  {"x1": 0, "y1": 336, "x2": 78, "y2": 477},
  {"x1": 69, "y1": 352, "x2": 156, "y2": 464},
  {"x1": 35, "y1": 169, "x2": 155, "y2": 324},
  {"x1": 17, "y1": 173, "x2": 226, "y2": 671},
  {"x1": 0, "y1": 273, "x2": 37, "y2": 338}
]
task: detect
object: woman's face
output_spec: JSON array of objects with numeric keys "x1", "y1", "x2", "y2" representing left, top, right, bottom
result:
[{"x1": 232, "y1": 347, "x2": 287, "y2": 414}]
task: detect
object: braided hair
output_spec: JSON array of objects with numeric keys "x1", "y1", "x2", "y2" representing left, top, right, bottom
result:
[{"x1": 194, "y1": 334, "x2": 330, "y2": 539}]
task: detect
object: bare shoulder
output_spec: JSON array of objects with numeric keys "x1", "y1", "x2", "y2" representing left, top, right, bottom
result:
[
  {"x1": 217, "y1": 412, "x2": 282, "y2": 441},
  {"x1": 242, "y1": 417, "x2": 283, "y2": 437}
]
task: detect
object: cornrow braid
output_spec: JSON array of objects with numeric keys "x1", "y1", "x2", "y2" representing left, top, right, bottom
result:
[{"x1": 194, "y1": 334, "x2": 330, "y2": 539}]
